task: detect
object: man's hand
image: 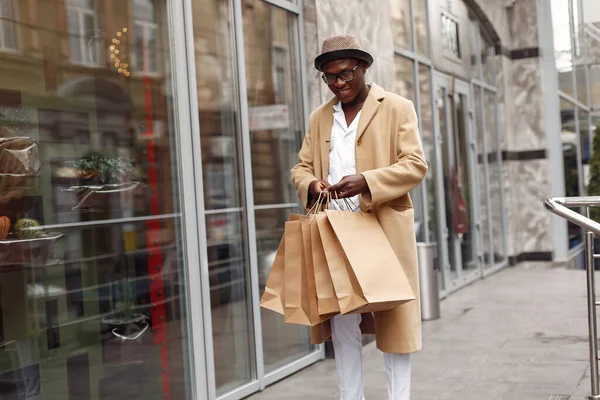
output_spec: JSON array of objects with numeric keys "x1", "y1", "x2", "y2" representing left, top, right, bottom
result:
[
  {"x1": 329, "y1": 174, "x2": 370, "y2": 199},
  {"x1": 308, "y1": 179, "x2": 330, "y2": 207}
]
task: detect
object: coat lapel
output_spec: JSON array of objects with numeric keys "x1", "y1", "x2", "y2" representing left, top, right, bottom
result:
[
  {"x1": 356, "y1": 83, "x2": 385, "y2": 143},
  {"x1": 319, "y1": 97, "x2": 337, "y2": 179}
]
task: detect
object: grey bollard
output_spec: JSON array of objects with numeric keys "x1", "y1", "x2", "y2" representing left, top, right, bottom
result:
[{"x1": 417, "y1": 242, "x2": 440, "y2": 321}]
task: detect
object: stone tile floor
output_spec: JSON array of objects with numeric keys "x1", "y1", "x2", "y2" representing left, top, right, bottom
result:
[{"x1": 248, "y1": 263, "x2": 598, "y2": 399}]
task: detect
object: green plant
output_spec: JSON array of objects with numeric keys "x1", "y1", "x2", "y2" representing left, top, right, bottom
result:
[
  {"x1": 68, "y1": 154, "x2": 134, "y2": 184},
  {"x1": 14, "y1": 218, "x2": 42, "y2": 239},
  {"x1": 588, "y1": 126, "x2": 600, "y2": 222}
]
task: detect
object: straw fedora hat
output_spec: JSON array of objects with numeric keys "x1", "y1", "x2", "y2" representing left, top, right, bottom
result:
[{"x1": 314, "y1": 34, "x2": 374, "y2": 71}]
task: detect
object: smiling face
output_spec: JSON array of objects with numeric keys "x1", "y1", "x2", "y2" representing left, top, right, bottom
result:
[{"x1": 321, "y1": 58, "x2": 368, "y2": 105}]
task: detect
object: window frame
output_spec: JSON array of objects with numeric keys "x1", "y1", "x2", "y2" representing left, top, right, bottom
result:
[
  {"x1": 132, "y1": 0, "x2": 161, "y2": 76},
  {"x1": 67, "y1": 0, "x2": 103, "y2": 66},
  {"x1": 0, "y1": 0, "x2": 19, "y2": 52}
]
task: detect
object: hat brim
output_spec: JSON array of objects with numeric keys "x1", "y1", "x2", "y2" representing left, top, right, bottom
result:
[{"x1": 314, "y1": 49, "x2": 374, "y2": 71}]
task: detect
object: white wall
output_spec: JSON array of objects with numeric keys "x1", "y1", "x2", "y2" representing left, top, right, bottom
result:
[{"x1": 583, "y1": 0, "x2": 600, "y2": 23}]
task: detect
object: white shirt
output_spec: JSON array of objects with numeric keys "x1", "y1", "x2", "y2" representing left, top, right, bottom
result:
[{"x1": 328, "y1": 101, "x2": 361, "y2": 212}]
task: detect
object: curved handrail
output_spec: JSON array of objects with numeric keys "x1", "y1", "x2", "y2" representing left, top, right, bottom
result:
[
  {"x1": 544, "y1": 198, "x2": 600, "y2": 236},
  {"x1": 545, "y1": 196, "x2": 600, "y2": 399}
]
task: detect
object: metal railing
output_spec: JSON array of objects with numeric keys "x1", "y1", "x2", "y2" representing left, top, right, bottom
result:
[{"x1": 545, "y1": 196, "x2": 600, "y2": 400}]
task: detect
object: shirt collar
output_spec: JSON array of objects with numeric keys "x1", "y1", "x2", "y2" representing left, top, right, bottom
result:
[{"x1": 332, "y1": 101, "x2": 343, "y2": 113}]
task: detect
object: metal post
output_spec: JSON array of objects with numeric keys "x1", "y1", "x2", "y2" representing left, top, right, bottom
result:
[{"x1": 586, "y1": 231, "x2": 600, "y2": 399}]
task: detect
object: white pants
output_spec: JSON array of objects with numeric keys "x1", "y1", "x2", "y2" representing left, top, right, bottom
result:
[{"x1": 331, "y1": 313, "x2": 411, "y2": 400}]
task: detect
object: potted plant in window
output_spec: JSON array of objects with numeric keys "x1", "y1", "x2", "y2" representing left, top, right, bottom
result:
[{"x1": 66, "y1": 153, "x2": 142, "y2": 211}]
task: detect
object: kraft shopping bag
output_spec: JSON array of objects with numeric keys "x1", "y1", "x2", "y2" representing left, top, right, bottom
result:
[
  {"x1": 300, "y1": 219, "x2": 337, "y2": 325},
  {"x1": 323, "y1": 209, "x2": 416, "y2": 314},
  {"x1": 315, "y1": 213, "x2": 368, "y2": 314},
  {"x1": 260, "y1": 214, "x2": 304, "y2": 315},
  {"x1": 310, "y1": 216, "x2": 340, "y2": 315},
  {"x1": 283, "y1": 219, "x2": 312, "y2": 325}
]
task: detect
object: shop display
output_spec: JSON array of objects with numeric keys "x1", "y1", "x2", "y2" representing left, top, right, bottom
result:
[
  {"x1": 0, "y1": 216, "x2": 9, "y2": 240},
  {"x1": 64, "y1": 154, "x2": 143, "y2": 211}
]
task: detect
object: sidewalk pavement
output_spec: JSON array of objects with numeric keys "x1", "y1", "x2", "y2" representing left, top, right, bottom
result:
[{"x1": 248, "y1": 263, "x2": 597, "y2": 400}]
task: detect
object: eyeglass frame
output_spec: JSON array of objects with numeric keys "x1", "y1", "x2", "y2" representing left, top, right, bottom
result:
[{"x1": 321, "y1": 64, "x2": 360, "y2": 85}]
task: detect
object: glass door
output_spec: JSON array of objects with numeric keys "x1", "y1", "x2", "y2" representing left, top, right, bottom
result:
[
  {"x1": 189, "y1": 0, "x2": 320, "y2": 398},
  {"x1": 433, "y1": 72, "x2": 480, "y2": 291}
]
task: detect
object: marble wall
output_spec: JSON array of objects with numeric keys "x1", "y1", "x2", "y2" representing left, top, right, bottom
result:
[
  {"x1": 302, "y1": 0, "x2": 321, "y2": 114},
  {"x1": 506, "y1": 0, "x2": 540, "y2": 49},
  {"x1": 508, "y1": 58, "x2": 547, "y2": 152}
]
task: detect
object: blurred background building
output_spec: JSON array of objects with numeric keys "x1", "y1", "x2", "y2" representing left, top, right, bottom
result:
[{"x1": 0, "y1": 0, "x2": 595, "y2": 399}]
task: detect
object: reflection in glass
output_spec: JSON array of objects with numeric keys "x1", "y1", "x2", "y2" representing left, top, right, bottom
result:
[
  {"x1": 484, "y1": 91, "x2": 505, "y2": 263},
  {"x1": 191, "y1": 0, "x2": 255, "y2": 393},
  {"x1": 205, "y1": 212, "x2": 254, "y2": 393},
  {"x1": 414, "y1": 0, "x2": 429, "y2": 56},
  {"x1": 439, "y1": 88, "x2": 477, "y2": 279},
  {"x1": 454, "y1": 94, "x2": 477, "y2": 273},
  {"x1": 394, "y1": 55, "x2": 415, "y2": 101},
  {"x1": 590, "y1": 59, "x2": 600, "y2": 110},
  {"x1": 0, "y1": 0, "x2": 17, "y2": 51},
  {"x1": 243, "y1": 2, "x2": 303, "y2": 206},
  {"x1": 560, "y1": 99, "x2": 583, "y2": 248},
  {"x1": 418, "y1": 65, "x2": 435, "y2": 242},
  {"x1": 67, "y1": 0, "x2": 103, "y2": 65},
  {"x1": 580, "y1": 110, "x2": 590, "y2": 194},
  {"x1": 390, "y1": 0, "x2": 412, "y2": 50},
  {"x1": 473, "y1": 87, "x2": 491, "y2": 265},
  {"x1": 0, "y1": 1, "x2": 195, "y2": 399},
  {"x1": 551, "y1": 0, "x2": 574, "y2": 97},
  {"x1": 418, "y1": 65, "x2": 442, "y2": 289},
  {"x1": 436, "y1": 87, "x2": 452, "y2": 283},
  {"x1": 194, "y1": 0, "x2": 242, "y2": 211},
  {"x1": 256, "y1": 207, "x2": 313, "y2": 373}
]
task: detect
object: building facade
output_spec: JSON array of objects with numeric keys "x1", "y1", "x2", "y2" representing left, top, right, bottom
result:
[{"x1": 0, "y1": 0, "x2": 592, "y2": 399}]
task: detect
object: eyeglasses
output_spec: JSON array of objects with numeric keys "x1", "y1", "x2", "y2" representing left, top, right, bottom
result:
[{"x1": 321, "y1": 64, "x2": 359, "y2": 85}]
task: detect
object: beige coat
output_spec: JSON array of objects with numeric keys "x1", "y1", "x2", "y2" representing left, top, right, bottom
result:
[{"x1": 291, "y1": 83, "x2": 428, "y2": 354}]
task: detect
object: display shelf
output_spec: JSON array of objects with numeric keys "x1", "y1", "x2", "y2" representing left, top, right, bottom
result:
[
  {"x1": 64, "y1": 182, "x2": 146, "y2": 211},
  {"x1": 0, "y1": 233, "x2": 64, "y2": 267}
]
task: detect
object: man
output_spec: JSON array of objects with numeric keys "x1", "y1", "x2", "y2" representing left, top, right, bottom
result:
[{"x1": 291, "y1": 34, "x2": 428, "y2": 400}]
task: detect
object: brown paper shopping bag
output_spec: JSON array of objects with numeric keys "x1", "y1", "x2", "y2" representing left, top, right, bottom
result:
[
  {"x1": 315, "y1": 213, "x2": 368, "y2": 314},
  {"x1": 300, "y1": 219, "x2": 336, "y2": 325},
  {"x1": 310, "y1": 216, "x2": 340, "y2": 315},
  {"x1": 323, "y1": 209, "x2": 416, "y2": 314},
  {"x1": 283, "y1": 218, "x2": 312, "y2": 325},
  {"x1": 260, "y1": 214, "x2": 304, "y2": 315}
]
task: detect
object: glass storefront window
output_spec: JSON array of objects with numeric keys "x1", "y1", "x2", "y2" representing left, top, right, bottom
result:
[
  {"x1": 417, "y1": 65, "x2": 443, "y2": 290},
  {"x1": 0, "y1": 1, "x2": 197, "y2": 399},
  {"x1": 418, "y1": 64, "x2": 436, "y2": 245},
  {"x1": 192, "y1": 0, "x2": 255, "y2": 394},
  {"x1": 205, "y1": 212, "x2": 254, "y2": 393},
  {"x1": 256, "y1": 207, "x2": 312, "y2": 372},
  {"x1": 560, "y1": 98, "x2": 583, "y2": 248},
  {"x1": 241, "y1": 0, "x2": 314, "y2": 375},
  {"x1": 473, "y1": 87, "x2": 491, "y2": 265},
  {"x1": 580, "y1": 110, "x2": 591, "y2": 194},
  {"x1": 484, "y1": 90, "x2": 505, "y2": 264},
  {"x1": 552, "y1": 0, "x2": 575, "y2": 97},
  {"x1": 391, "y1": 0, "x2": 412, "y2": 50},
  {"x1": 414, "y1": 0, "x2": 429, "y2": 56},
  {"x1": 394, "y1": 55, "x2": 415, "y2": 101},
  {"x1": 243, "y1": 1, "x2": 304, "y2": 206}
]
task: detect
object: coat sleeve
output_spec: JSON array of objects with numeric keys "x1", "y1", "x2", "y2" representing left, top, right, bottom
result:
[
  {"x1": 291, "y1": 117, "x2": 318, "y2": 210},
  {"x1": 360, "y1": 100, "x2": 428, "y2": 210}
]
